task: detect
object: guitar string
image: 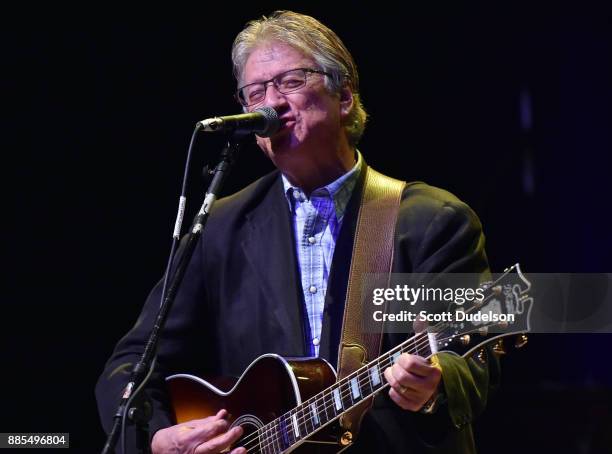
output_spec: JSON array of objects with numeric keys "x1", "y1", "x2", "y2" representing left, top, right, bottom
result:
[
  {"x1": 243, "y1": 303, "x2": 500, "y2": 452},
  {"x1": 240, "y1": 286, "x2": 498, "y2": 452},
  {"x1": 247, "y1": 325, "x2": 493, "y2": 454},
  {"x1": 240, "y1": 330, "x2": 448, "y2": 453},
  {"x1": 249, "y1": 328, "x2": 504, "y2": 451},
  {"x1": 245, "y1": 321, "x2": 496, "y2": 452},
  {"x1": 245, "y1": 354, "x2": 405, "y2": 454},
  {"x1": 239, "y1": 339, "x2": 425, "y2": 453},
  {"x1": 238, "y1": 284, "x2": 508, "y2": 452},
  {"x1": 248, "y1": 334, "x2": 451, "y2": 454}
]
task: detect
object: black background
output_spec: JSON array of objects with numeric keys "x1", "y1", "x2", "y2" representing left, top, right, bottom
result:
[{"x1": 3, "y1": 3, "x2": 612, "y2": 453}]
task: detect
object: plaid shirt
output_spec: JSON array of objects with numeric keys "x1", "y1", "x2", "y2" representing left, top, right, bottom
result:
[{"x1": 282, "y1": 152, "x2": 363, "y2": 356}]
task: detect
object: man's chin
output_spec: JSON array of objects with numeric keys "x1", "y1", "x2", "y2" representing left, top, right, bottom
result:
[{"x1": 268, "y1": 131, "x2": 299, "y2": 154}]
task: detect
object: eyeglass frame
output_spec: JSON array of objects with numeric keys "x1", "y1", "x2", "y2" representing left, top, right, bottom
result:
[{"x1": 234, "y1": 67, "x2": 334, "y2": 107}]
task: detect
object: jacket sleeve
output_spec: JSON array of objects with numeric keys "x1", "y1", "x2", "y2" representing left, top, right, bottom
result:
[
  {"x1": 94, "y1": 234, "x2": 210, "y2": 450},
  {"x1": 404, "y1": 192, "x2": 500, "y2": 432},
  {"x1": 356, "y1": 184, "x2": 501, "y2": 453}
]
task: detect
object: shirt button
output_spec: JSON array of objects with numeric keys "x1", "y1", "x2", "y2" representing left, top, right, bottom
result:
[
  {"x1": 309, "y1": 286, "x2": 317, "y2": 294},
  {"x1": 308, "y1": 236, "x2": 316, "y2": 244},
  {"x1": 312, "y1": 337, "x2": 320, "y2": 346}
]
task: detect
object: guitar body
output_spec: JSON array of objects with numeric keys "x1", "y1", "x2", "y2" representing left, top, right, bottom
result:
[{"x1": 167, "y1": 354, "x2": 346, "y2": 453}]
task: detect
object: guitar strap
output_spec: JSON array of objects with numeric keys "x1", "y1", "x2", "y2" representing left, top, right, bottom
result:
[{"x1": 336, "y1": 166, "x2": 405, "y2": 446}]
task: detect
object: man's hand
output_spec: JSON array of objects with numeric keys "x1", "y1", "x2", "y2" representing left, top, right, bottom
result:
[
  {"x1": 384, "y1": 353, "x2": 442, "y2": 411},
  {"x1": 151, "y1": 409, "x2": 245, "y2": 454}
]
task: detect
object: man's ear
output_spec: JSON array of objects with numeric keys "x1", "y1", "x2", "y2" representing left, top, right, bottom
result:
[{"x1": 339, "y1": 85, "x2": 354, "y2": 119}]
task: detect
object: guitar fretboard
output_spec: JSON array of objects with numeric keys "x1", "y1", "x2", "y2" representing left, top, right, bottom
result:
[{"x1": 253, "y1": 331, "x2": 435, "y2": 453}]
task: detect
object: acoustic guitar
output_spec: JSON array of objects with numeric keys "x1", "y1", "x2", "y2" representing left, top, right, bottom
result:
[{"x1": 167, "y1": 264, "x2": 533, "y2": 453}]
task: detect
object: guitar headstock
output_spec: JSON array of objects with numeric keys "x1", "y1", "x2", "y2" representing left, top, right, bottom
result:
[{"x1": 433, "y1": 264, "x2": 533, "y2": 357}]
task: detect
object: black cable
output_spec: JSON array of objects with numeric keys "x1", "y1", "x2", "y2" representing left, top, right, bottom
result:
[{"x1": 115, "y1": 123, "x2": 202, "y2": 454}]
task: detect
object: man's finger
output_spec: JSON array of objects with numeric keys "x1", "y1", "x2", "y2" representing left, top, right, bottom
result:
[
  {"x1": 389, "y1": 363, "x2": 430, "y2": 395},
  {"x1": 185, "y1": 409, "x2": 228, "y2": 427},
  {"x1": 385, "y1": 366, "x2": 418, "y2": 395},
  {"x1": 395, "y1": 353, "x2": 439, "y2": 377},
  {"x1": 194, "y1": 426, "x2": 244, "y2": 454},
  {"x1": 388, "y1": 387, "x2": 421, "y2": 412},
  {"x1": 189, "y1": 419, "x2": 230, "y2": 445}
]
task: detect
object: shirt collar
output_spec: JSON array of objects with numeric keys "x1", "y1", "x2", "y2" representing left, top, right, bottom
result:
[{"x1": 282, "y1": 150, "x2": 363, "y2": 220}]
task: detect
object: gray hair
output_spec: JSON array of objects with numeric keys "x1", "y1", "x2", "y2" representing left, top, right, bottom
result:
[{"x1": 232, "y1": 10, "x2": 367, "y2": 147}]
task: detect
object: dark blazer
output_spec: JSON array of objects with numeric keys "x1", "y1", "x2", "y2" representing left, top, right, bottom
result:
[{"x1": 96, "y1": 164, "x2": 500, "y2": 453}]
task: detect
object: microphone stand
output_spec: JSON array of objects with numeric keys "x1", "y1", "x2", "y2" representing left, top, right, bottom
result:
[{"x1": 101, "y1": 134, "x2": 245, "y2": 454}]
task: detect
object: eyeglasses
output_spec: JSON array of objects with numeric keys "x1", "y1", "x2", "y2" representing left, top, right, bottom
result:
[{"x1": 235, "y1": 68, "x2": 332, "y2": 107}]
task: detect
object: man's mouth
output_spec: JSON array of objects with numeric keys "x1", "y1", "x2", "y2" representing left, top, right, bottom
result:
[{"x1": 279, "y1": 117, "x2": 296, "y2": 129}]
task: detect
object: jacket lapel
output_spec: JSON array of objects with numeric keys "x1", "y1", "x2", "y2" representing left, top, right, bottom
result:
[{"x1": 241, "y1": 176, "x2": 308, "y2": 355}]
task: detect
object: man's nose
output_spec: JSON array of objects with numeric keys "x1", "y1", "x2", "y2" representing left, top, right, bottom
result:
[{"x1": 263, "y1": 82, "x2": 288, "y2": 109}]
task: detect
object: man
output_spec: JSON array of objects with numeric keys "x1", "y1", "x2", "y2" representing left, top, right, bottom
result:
[{"x1": 96, "y1": 11, "x2": 499, "y2": 453}]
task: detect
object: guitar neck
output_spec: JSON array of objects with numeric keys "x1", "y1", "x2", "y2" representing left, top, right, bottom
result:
[{"x1": 254, "y1": 332, "x2": 434, "y2": 451}]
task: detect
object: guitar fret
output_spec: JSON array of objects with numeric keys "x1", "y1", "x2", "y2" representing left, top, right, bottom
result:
[
  {"x1": 289, "y1": 414, "x2": 298, "y2": 445},
  {"x1": 279, "y1": 416, "x2": 291, "y2": 448},
  {"x1": 258, "y1": 429, "x2": 266, "y2": 454},
  {"x1": 322, "y1": 391, "x2": 334, "y2": 421},
  {"x1": 268, "y1": 429, "x2": 278, "y2": 454},
  {"x1": 270, "y1": 421, "x2": 282, "y2": 454},
  {"x1": 279, "y1": 418, "x2": 290, "y2": 452},
  {"x1": 291, "y1": 412, "x2": 300, "y2": 439},
  {"x1": 369, "y1": 364, "x2": 381, "y2": 387},
  {"x1": 413, "y1": 334, "x2": 422, "y2": 353},
  {"x1": 300, "y1": 405, "x2": 312, "y2": 434},
  {"x1": 300, "y1": 406, "x2": 313, "y2": 437},
  {"x1": 259, "y1": 424, "x2": 270, "y2": 454},
  {"x1": 340, "y1": 381, "x2": 353, "y2": 409},
  {"x1": 427, "y1": 332, "x2": 438, "y2": 354},
  {"x1": 310, "y1": 402, "x2": 320, "y2": 427},
  {"x1": 359, "y1": 368, "x2": 372, "y2": 397},
  {"x1": 413, "y1": 334, "x2": 421, "y2": 356},
  {"x1": 350, "y1": 376, "x2": 361, "y2": 400},
  {"x1": 391, "y1": 351, "x2": 401, "y2": 363},
  {"x1": 333, "y1": 388, "x2": 343, "y2": 411}
]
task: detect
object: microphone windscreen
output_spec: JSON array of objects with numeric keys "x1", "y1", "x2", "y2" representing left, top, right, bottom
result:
[{"x1": 254, "y1": 106, "x2": 280, "y2": 137}]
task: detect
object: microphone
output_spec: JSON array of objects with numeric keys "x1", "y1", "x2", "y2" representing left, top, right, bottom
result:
[{"x1": 197, "y1": 107, "x2": 280, "y2": 137}]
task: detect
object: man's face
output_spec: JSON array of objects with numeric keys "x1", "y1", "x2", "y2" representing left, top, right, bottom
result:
[{"x1": 241, "y1": 42, "x2": 348, "y2": 165}]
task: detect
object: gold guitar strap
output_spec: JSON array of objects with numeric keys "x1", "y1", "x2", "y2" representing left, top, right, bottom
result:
[{"x1": 336, "y1": 166, "x2": 405, "y2": 446}]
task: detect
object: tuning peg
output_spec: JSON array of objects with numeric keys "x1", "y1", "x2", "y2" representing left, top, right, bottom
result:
[
  {"x1": 515, "y1": 334, "x2": 528, "y2": 349},
  {"x1": 478, "y1": 326, "x2": 488, "y2": 336},
  {"x1": 492, "y1": 285, "x2": 502, "y2": 296},
  {"x1": 492, "y1": 339, "x2": 506, "y2": 355},
  {"x1": 460, "y1": 335, "x2": 471, "y2": 346},
  {"x1": 340, "y1": 431, "x2": 353, "y2": 446}
]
